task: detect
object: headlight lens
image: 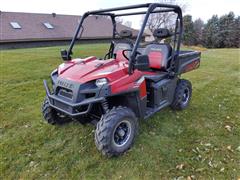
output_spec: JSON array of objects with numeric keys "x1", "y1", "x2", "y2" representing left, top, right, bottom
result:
[{"x1": 95, "y1": 78, "x2": 108, "y2": 87}]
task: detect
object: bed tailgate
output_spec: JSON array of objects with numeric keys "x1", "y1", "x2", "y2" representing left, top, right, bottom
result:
[{"x1": 177, "y1": 51, "x2": 201, "y2": 74}]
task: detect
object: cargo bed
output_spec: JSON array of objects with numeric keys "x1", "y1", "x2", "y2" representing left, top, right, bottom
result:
[{"x1": 177, "y1": 51, "x2": 201, "y2": 74}]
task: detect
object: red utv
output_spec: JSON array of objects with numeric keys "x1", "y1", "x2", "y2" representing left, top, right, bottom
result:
[{"x1": 42, "y1": 3, "x2": 201, "y2": 157}]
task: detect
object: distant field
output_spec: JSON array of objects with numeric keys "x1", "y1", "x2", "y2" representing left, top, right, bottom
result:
[{"x1": 0, "y1": 44, "x2": 239, "y2": 179}]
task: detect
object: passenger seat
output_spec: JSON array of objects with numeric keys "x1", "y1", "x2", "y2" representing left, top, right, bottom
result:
[{"x1": 113, "y1": 30, "x2": 134, "y2": 61}]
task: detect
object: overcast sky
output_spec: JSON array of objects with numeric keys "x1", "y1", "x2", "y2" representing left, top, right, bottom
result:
[{"x1": 1, "y1": 0, "x2": 239, "y2": 28}]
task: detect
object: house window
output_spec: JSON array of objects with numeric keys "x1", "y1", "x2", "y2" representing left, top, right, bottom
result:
[
  {"x1": 43, "y1": 22, "x2": 54, "y2": 29},
  {"x1": 10, "y1": 22, "x2": 21, "y2": 29}
]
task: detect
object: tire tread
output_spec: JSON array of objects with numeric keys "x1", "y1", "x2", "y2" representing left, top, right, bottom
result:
[{"x1": 95, "y1": 106, "x2": 138, "y2": 157}]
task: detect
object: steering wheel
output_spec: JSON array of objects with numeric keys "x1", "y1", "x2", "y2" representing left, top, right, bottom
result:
[{"x1": 122, "y1": 49, "x2": 141, "y2": 61}]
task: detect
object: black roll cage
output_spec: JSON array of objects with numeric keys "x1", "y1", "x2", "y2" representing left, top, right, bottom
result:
[{"x1": 63, "y1": 3, "x2": 183, "y2": 74}]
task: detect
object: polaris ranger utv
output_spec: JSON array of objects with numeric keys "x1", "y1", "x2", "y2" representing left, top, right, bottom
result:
[{"x1": 42, "y1": 3, "x2": 201, "y2": 157}]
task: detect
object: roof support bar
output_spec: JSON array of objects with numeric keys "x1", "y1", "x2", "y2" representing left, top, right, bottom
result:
[{"x1": 65, "y1": 3, "x2": 183, "y2": 75}]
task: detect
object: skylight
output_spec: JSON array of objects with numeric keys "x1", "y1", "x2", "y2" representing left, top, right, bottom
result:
[
  {"x1": 10, "y1": 22, "x2": 21, "y2": 29},
  {"x1": 43, "y1": 22, "x2": 54, "y2": 29}
]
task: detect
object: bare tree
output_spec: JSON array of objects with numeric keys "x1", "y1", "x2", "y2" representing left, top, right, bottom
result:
[
  {"x1": 143, "y1": 0, "x2": 187, "y2": 32},
  {"x1": 193, "y1": 18, "x2": 204, "y2": 44}
]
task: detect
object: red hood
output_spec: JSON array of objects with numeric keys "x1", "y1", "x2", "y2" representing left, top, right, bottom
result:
[{"x1": 58, "y1": 56, "x2": 129, "y2": 83}]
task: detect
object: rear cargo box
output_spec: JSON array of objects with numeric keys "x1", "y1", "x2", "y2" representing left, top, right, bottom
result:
[{"x1": 177, "y1": 51, "x2": 201, "y2": 74}]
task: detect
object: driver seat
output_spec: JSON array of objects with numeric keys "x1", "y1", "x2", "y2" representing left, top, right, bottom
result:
[
  {"x1": 113, "y1": 30, "x2": 134, "y2": 61},
  {"x1": 142, "y1": 28, "x2": 172, "y2": 70}
]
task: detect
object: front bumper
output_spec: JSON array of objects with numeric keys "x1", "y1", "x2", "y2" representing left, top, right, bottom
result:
[{"x1": 43, "y1": 80, "x2": 105, "y2": 117}]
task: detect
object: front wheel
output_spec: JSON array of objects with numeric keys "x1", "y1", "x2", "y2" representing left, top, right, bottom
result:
[
  {"x1": 42, "y1": 97, "x2": 71, "y2": 125},
  {"x1": 95, "y1": 106, "x2": 138, "y2": 157},
  {"x1": 171, "y1": 79, "x2": 192, "y2": 110}
]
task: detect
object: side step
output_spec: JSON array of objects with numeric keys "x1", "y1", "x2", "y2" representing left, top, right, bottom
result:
[{"x1": 144, "y1": 100, "x2": 170, "y2": 119}]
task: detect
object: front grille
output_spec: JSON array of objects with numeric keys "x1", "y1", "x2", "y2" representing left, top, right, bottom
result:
[
  {"x1": 58, "y1": 88, "x2": 73, "y2": 99},
  {"x1": 54, "y1": 100, "x2": 72, "y2": 113},
  {"x1": 85, "y1": 93, "x2": 96, "y2": 99}
]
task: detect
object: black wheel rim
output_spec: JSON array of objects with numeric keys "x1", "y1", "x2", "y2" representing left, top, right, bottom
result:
[
  {"x1": 182, "y1": 88, "x2": 190, "y2": 105},
  {"x1": 113, "y1": 120, "x2": 131, "y2": 147}
]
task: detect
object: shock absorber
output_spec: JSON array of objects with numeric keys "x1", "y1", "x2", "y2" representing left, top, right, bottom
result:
[{"x1": 101, "y1": 100, "x2": 109, "y2": 114}]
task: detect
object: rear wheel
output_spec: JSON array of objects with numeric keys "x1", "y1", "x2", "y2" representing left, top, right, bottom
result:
[
  {"x1": 42, "y1": 97, "x2": 71, "y2": 125},
  {"x1": 95, "y1": 106, "x2": 138, "y2": 157},
  {"x1": 171, "y1": 79, "x2": 192, "y2": 110}
]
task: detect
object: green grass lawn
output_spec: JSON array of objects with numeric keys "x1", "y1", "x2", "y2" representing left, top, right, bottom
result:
[{"x1": 0, "y1": 44, "x2": 240, "y2": 179}]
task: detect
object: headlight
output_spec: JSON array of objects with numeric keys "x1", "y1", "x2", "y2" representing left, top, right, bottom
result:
[{"x1": 95, "y1": 78, "x2": 108, "y2": 87}]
